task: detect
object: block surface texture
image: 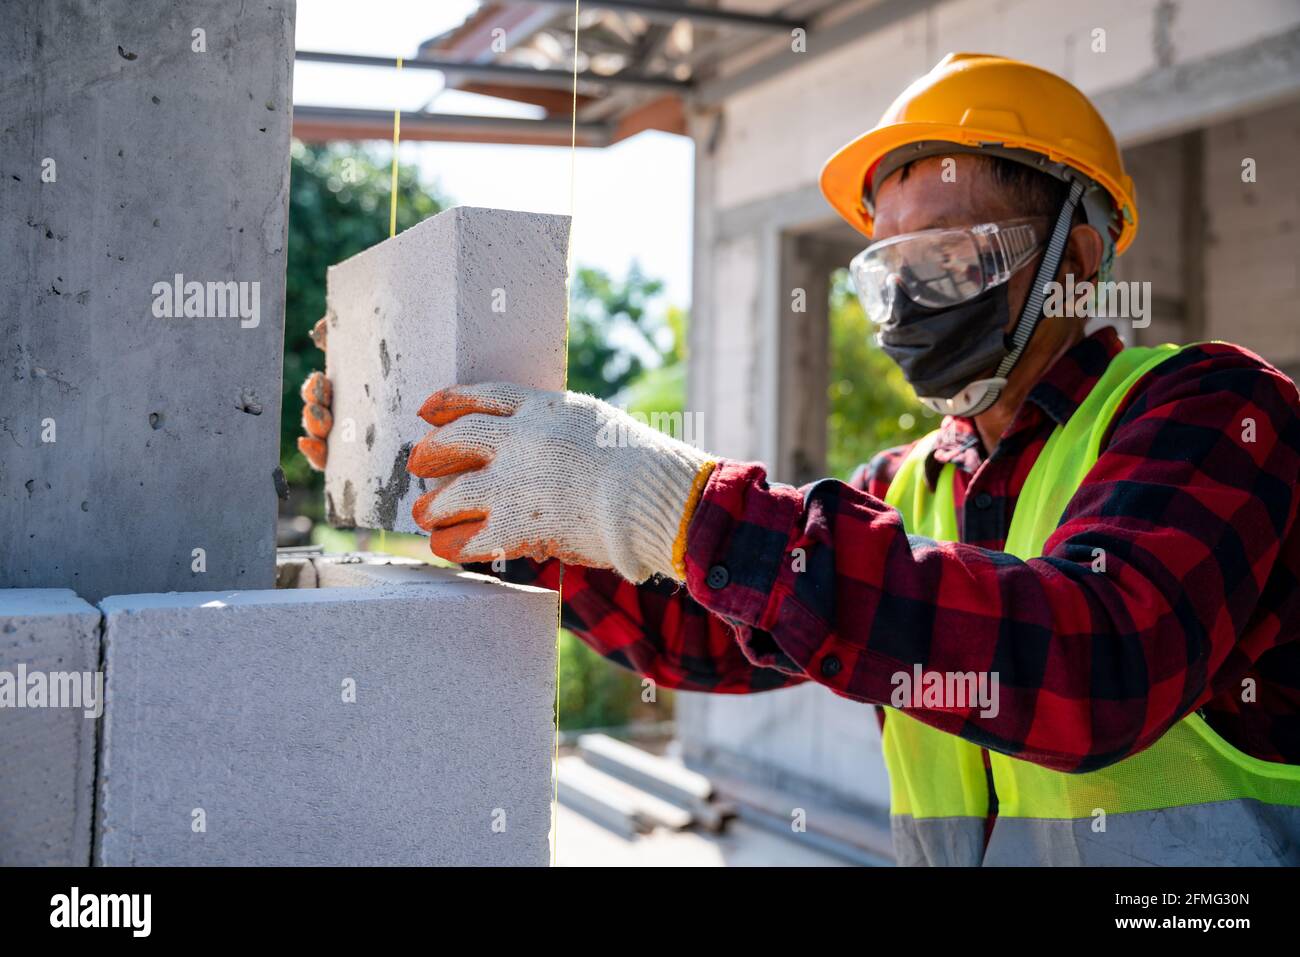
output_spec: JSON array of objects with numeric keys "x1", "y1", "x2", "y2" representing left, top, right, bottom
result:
[
  {"x1": 0, "y1": 0, "x2": 294, "y2": 601},
  {"x1": 96, "y1": 568, "x2": 558, "y2": 866},
  {"x1": 324, "y1": 206, "x2": 569, "y2": 532},
  {"x1": 0, "y1": 589, "x2": 102, "y2": 865}
]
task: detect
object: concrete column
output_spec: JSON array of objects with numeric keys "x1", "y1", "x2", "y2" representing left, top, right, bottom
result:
[
  {"x1": 0, "y1": 589, "x2": 102, "y2": 865},
  {"x1": 0, "y1": 0, "x2": 295, "y2": 601},
  {"x1": 776, "y1": 234, "x2": 834, "y2": 486},
  {"x1": 323, "y1": 206, "x2": 570, "y2": 532}
]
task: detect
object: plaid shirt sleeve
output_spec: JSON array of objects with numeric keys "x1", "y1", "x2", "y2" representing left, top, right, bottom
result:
[
  {"x1": 480, "y1": 555, "x2": 804, "y2": 694},
  {"x1": 680, "y1": 344, "x2": 1300, "y2": 772}
]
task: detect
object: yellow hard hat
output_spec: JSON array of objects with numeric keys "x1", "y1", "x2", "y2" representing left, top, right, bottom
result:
[{"x1": 820, "y1": 52, "x2": 1138, "y2": 254}]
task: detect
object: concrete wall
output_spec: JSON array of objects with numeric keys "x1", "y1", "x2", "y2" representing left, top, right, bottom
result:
[
  {"x1": 3, "y1": 560, "x2": 559, "y2": 866},
  {"x1": 1202, "y1": 100, "x2": 1300, "y2": 373},
  {"x1": 1116, "y1": 98, "x2": 1300, "y2": 372},
  {"x1": 680, "y1": 0, "x2": 1300, "y2": 808},
  {"x1": 0, "y1": 0, "x2": 295, "y2": 601}
]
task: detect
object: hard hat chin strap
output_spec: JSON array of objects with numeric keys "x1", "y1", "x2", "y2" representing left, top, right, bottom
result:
[{"x1": 919, "y1": 179, "x2": 1086, "y2": 419}]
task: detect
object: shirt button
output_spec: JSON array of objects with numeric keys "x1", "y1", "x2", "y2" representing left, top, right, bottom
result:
[
  {"x1": 820, "y1": 655, "x2": 843, "y2": 679},
  {"x1": 973, "y1": 492, "x2": 993, "y2": 509},
  {"x1": 706, "y1": 564, "x2": 730, "y2": 589}
]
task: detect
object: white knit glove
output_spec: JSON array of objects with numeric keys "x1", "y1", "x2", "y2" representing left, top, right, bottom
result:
[{"x1": 407, "y1": 383, "x2": 717, "y2": 583}]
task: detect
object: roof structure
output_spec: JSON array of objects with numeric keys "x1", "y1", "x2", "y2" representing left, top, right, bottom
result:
[{"x1": 293, "y1": 0, "x2": 849, "y2": 147}]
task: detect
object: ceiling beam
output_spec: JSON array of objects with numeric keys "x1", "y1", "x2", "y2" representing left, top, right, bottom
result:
[
  {"x1": 292, "y1": 105, "x2": 612, "y2": 147},
  {"x1": 696, "y1": 0, "x2": 937, "y2": 104},
  {"x1": 497, "y1": 0, "x2": 808, "y2": 32},
  {"x1": 295, "y1": 49, "x2": 691, "y2": 92}
]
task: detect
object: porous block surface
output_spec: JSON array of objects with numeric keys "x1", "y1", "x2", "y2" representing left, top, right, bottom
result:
[
  {"x1": 96, "y1": 570, "x2": 558, "y2": 865},
  {"x1": 0, "y1": 589, "x2": 102, "y2": 865},
  {"x1": 324, "y1": 206, "x2": 569, "y2": 532}
]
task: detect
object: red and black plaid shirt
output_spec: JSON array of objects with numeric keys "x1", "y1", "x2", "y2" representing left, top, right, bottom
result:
[{"x1": 495, "y1": 328, "x2": 1300, "y2": 772}]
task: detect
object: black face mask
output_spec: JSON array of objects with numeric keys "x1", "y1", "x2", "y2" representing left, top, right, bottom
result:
[{"x1": 875, "y1": 282, "x2": 1012, "y2": 400}]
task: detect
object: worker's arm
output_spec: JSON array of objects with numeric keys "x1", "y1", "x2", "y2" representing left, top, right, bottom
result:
[
  {"x1": 678, "y1": 344, "x2": 1300, "y2": 772},
  {"x1": 471, "y1": 455, "x2": 902, "y2": 693}
]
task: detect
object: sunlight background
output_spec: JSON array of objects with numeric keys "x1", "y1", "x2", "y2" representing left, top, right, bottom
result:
[{"x1": 292, "y1": 0, "x2": 695, "y2": 309}]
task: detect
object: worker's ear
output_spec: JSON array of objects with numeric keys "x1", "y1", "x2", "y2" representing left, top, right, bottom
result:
[{"x1": 1058, "y1": 222, "x2": 1104, "y2": 285}]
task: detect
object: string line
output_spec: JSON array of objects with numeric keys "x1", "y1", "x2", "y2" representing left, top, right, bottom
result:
[{"x1": 550, "y1": 0, "x2": 582, "y2": 870}]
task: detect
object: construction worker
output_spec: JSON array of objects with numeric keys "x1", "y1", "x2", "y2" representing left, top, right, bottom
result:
[{"x1": 301, "y1": 53, "x2": 1300, "y2": 866}]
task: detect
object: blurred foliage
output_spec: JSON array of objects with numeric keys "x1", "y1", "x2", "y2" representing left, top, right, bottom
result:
[
  {"x1": 280, "y1": 142, "x2": 448, "y2": 497},
  {"x1": 559, "y1": 628, "x2": 673, "y2": 731},
  {"x1": 567, "y1": 263, "x2": 672, "y2": 399},
  {"x1": 827, "y1": 269, "x2": 934, "y2": 479},
  {"x1": 619, "y1": 304, "x2": 687, "y2": 418}
]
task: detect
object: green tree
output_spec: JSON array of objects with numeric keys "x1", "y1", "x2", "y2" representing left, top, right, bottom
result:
[
  {"x1": 566, "y1": 263, "x2": 670, "y2": 399},
  {"x1": 281, "y1": 143, "x2": 447, "y2": 493},
  {"x1": 619, "y1": 304, "x2": 686, "y2": 419},
  {"x1": 827, "y1": 269, "x2": 933, "y2": 478}
]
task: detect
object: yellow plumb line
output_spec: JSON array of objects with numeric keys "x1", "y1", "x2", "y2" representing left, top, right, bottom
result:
[
  {"x1": 380, "y1": 56, "x2": 403, "y2": 555},
  {"x1": 551, "y1": 0, "x2": 582, "y2": 871}
]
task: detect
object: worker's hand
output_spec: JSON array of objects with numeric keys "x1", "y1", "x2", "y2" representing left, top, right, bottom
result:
[
  {"x1": 297, "y1": 316, "x2": 332, "y2": 470},
  {"x1": 407, "y1": 383, "x2": 717, "y2": 583}
]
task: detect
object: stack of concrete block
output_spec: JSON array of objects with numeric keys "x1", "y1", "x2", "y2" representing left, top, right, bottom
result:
[
  {"x1": 2, "y1": 560, "x2": 560, "y2": 867},
  {"x1": 324, "y1": 206, "x2": 570, "y2": 533},
  {"x1": 0, "y1": 589, "x2": 102, "y2": 865},
  {"x1": 95, "y1": 561, "x2": 558, "y2": 866}
]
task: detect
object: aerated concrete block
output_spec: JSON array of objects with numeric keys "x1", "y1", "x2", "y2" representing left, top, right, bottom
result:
[
  {"x1": 96, "y1": 568, "x2": 558, "y2": 866},
  {"x1": 324, "y1": 206, "x2": 569, "y2": 532},
  {"x1": 0, "y1": 589, "x2": 102, "y2": 866}
]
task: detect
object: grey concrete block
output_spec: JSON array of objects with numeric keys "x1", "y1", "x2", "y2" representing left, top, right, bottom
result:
[
  {"x1": 96, "y1": 571, "x2": 559, "y2": 866},
  {"x1": 324, "y1": 206, "x2": 570, "y2": 532},
  {"x1": 0, "y1": 0, "x2": 295, "y2": 601},
  {"x1": 312, "y1": 555, "x2": 451, "y2": 589},
  {"x1": 0, "y1": 589, "x2": 102, "y2": 866}
]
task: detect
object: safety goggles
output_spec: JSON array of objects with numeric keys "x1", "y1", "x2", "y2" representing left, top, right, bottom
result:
[{"x1": 848, "y1": 217, "x2": 1046, "y2": 324}]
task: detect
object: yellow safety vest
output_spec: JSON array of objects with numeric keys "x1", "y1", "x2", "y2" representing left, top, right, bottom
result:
[{"x1": 881, "y1": 343, "x2": 1300, "y2": 865}]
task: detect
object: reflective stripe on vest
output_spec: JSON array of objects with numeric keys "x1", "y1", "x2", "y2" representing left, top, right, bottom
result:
[{"x1": 881, "y1": 343, "x2": 1300, "y2": 866}]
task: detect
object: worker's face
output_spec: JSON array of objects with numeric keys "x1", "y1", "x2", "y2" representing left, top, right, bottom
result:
[
  {"x1": 872, "y1": 155, "x2": 1039, "y2": 326},
  {"x1": 869, "y1": 154, "x2": 1103, "y2": 417}
]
